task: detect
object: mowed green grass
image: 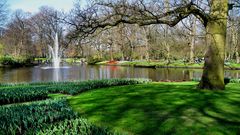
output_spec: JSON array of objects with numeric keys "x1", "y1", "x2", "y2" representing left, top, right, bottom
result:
[{"x1": 50, "y1": 82, "x2": 240, "y2": 135}]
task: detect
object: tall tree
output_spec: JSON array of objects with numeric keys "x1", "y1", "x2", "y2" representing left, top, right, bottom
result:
[
  {"x1": 67, "y1": 0, "x2": 230, "y2": 90},
  {"x1": 198, "y1": 0, "x2": 228, "y2": 89},
  {"x1": 3, "y1": 10, "x2": 33, "y2": 56},
  {"x1": 29, "y1": 6, "x2": 66, "y2": 57}
]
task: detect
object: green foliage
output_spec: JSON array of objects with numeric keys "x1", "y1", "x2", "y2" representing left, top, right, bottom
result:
[
  {"x1": 35, "y1": 118, "x2": 117, "y2": 135},
  {"x1": 0, "y1": 43, "x2": 4, "y2": 56},
  {"x1": 96, "y1": 60, "x2": 204, "y2": 68},
  {"x1": 1, "y1": 81, "x2": 240, "y2": 134},
  {"x1": 0, "y1": 79, "x2": 150, "y2": 105},
  {"x1": 16, "y1": 56, "x2": 34, "y2": 65},
  {"x1": 57, "y1": 78, "x2": 151, "y2": 95},
  {"x1": 0, "y1": 55, "x2": 17, "y2": 65},
  {"x1": 0, "y1": 55, "x2": 34, "y2": 67},
  {"x1": 87, "y1": 57, "x2": 104, "y2": 65},
  {"x1": 230, "y1": 79, "x2": 240, "y2": 83},
  {"x1": 34, "y1": 57, "x2": 48, "y2": 62},
  {"x1": 112, "y1": 53, "x2": 123, "y2": 61},
  {"x1": 64, "y1": 58, "x2": 76, "y2": 64},
  {"x1": 0, "y1": 81, "x2": 77, "y2": 87},
  {"x1": 0, "y1": 99, "x2": 78, "y2": 135},
  {"x1": 0, "y1": 86, "x2": 48, "y2": 105},
  {"x1": 0, "y1": 78, "x2": 151, "y2": 96}
]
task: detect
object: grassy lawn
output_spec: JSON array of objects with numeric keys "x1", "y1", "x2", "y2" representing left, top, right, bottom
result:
[
  {"x1": 50, "y1": 82, "x2": 240, "y2": 135},
  {"x1": 1, "y1": 79, "x2": 240, "y2": 134},
  {"x1": 96, "y1": 61, "x2": 204, "y2": 68},
  {"x1": 0, "y1": 79, "x2": 149, "y2": 134},
  {"x1": 96, "y1": 60, "x2": 240, "y2": 69}
]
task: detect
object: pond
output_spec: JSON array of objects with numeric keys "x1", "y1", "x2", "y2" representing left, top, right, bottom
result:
[{"x1": 0, "y1": 64, "x2": 239, "y2": 83}]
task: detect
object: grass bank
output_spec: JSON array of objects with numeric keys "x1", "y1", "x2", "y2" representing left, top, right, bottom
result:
[
  {"x1": 96, "y1": 60, "x2": 240, "y2": 69},
  {"x1": 52, "y1": 82, "x2": 240, "y2": 135},
  {"x1": 0, "y1": 79, "x2": 149, "y2": 134},
  {"x1": 1, "y1": 80, "x2": 240, "y2": 134},
  {"x1": 97, "y1": 61, "x2": 203, "y2": 68},
  {"x1": 34, "y1": 58, "x2": 85, "y2": 64},
  {"x1": 0, "y1": 55, "x2": 35, "y2": 68}
]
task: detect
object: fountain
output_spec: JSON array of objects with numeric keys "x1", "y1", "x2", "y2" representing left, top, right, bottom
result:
[
  {"x1": 41, "y1": 33, "x2": 70, "y2": 82},
  {"x1": 48, "y1": 33, "x2": 61, "y2": 68}
]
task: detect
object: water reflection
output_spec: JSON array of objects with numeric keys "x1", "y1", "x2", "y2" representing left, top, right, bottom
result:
[{"x1": 0, "y1": 64, "x2": 239, "y2": 83}]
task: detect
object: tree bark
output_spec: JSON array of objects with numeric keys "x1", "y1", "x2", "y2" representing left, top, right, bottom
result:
[
  {"x1": 164, "y1": 0, "x2": 170, "y2": 64},
  {"x1": 198, "y1": 0, "x2": 228, "y2": 90},
  {"x1": 190, "y1": 17, "x2": 196, "y2": 63}
]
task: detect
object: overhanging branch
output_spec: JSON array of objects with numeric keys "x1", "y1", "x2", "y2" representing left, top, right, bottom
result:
[{"x1": 67, "y1": 1, "x2": 209, "y2": 39}]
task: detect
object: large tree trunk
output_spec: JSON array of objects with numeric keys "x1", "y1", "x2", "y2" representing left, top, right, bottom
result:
[
  {"x1": 199, "y1": 0, "x2": 228, "y2": 90},
  {"x1": 190, "y1": 17, "x2": 196, "y2": 63}
]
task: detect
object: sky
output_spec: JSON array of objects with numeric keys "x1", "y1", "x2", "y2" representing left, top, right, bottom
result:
[{"x1": 6, "y1": 0, "x2": 86, "y2": 13}]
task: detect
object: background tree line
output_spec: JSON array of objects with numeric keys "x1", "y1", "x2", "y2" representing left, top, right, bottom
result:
[{"x1": 0, "y1": 0, "x2": 239, "y2": 65}]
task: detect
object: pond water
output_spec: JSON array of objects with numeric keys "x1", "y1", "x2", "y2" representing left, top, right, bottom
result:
[{"x1": 0, "y1": 64, "x2": 239, "y2": 83}]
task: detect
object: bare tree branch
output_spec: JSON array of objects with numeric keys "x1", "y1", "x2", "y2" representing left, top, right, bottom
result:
[{"x1": 67, "y1": 0, "x2": 209, "y2": 40}]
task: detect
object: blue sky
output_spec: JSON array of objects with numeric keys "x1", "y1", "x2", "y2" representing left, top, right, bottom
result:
[{"x1": 7, "y1": 0, "x2": 87, "y2": 13}]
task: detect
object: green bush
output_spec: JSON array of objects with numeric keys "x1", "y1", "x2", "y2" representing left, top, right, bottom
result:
[
  {"x1": 230, "y1": 79, "x2": 240, "y2": 83},
  {"x1": 35, "y1": 118, "x2": 118, "y2": 135},
  {"x1": 0, "y1": 86, "x2": 48, "y2": 105},
  {"x1": 0, "y1": 55, "x2": 17, "y2": 65},
  {"x1": 16, "y1": 56, "x2": 34, "y2": 65},
  {"x1": 34, "y1": 58, "x2": 48, "y2": 63},
  {"x1": 0, "y1": 81, "x2": 75, "y2": 87},
  {"x1": 46, "y1": 78, "x2": 152, "y2": 95},
  {"x1": 0, "y1": 55, "x2": 34, "y2": 67},
  {"x1": 0, "y1": 78, "x2": 151, "y2": 96},
  {"x1": 87, "y1": 57, "x2": 104, "y2": 65},
  {"x1": 0, "y1": 79, "x2": 147, "y2": 134},
  {"x1": 0, "y1": 99, "x2": 78, "y2": 135}
]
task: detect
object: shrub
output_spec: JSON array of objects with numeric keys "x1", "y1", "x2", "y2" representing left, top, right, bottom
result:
[
  {"x1": 15, "y1": 56, "x2": 34, "y2": 66},
  {"x1": 230, "y1": 79, "x2": 240, "y2": 83},
  {"x1": 46, "y1": 78, "x2": 152, "y2": 95},
  {"x1": 0, "y1": 55, "x2": 17, "y2": 65},
  {"x1": 0, "y1": 99, "x2": 78, "y2": 135},
  {"x1": 0, "y1": 78, "x2": 151, "y2": 96},
  {"x1": 87, "y1": 57, "x2": 104, "y2": 65},
  {"x1": 0, "y1": 55, "x2": 34, "y2": 67},
  {"x1": 35, "y1": 118, "x2": 118, "y2": 135},
  {"x1": 0, "y1": 86, "x2": 48, "y2": 105}
]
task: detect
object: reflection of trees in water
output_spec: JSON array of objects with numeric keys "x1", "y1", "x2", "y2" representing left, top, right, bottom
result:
[
  {"x1": 1, "y1": 65, "x2": 240, "y2": 83},
  {"x1": 225, "y1": 70, "x2": 240, "y2": 79},
  {"x1": 153, "y1": 68, "x2": 202, "y2": 81},
  {"x1": 183, "y1": 70, "x2": 193, "y2": 81},
  {"x1": 80, "y1": 64, "x2": 87, "y2": 80},
  {"x1": 88, "y1": 65, "x2": 200, "y2": 81},
  {"x1": 10, "y1": 68, "x2": 32, "y2": 82}
]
